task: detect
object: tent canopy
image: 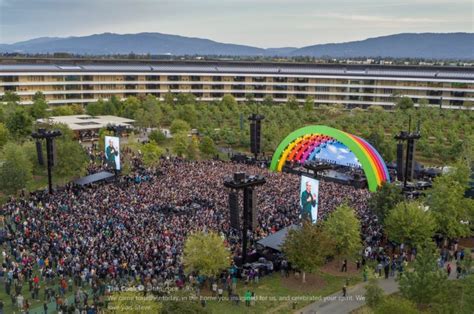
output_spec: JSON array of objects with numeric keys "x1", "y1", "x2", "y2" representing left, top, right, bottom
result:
[
  {"x1": 257, "y1": 224, "x2": 299, "y2": 251},
  {"x1": 74, "y1": 171, "x2": 114, "y2": 186}
]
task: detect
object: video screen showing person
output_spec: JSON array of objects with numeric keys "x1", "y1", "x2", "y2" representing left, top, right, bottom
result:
[
  {"x1": 300, "y1": 176, "x2": 319, "y2": 223},
  {"x1": 105, "y1": 136, "x2": 120, "y2": 170}
]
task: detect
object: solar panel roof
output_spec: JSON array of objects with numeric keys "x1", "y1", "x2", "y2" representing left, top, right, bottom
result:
[{"x1": 0, "y1": 62, "x2": 472, "y2": 79}]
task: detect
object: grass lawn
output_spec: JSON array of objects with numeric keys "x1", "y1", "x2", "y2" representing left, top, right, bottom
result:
[{"x1": 203, "y1": 270, "x2": 362, "y2": 314}]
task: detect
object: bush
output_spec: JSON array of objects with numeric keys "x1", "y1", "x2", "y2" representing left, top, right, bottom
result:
[
  {"x1": 374, "y1": 296, "x2": 419, "y2": 314},
  {"x1": 149, "y1": 129, "x2": 167, "y2": 144},
  {"x1": 365, "y1": 279, "x2": 384, "y2": 308}
]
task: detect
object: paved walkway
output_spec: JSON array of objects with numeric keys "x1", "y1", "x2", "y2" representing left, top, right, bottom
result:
[{"x1": 297, "y1": 261, "x2": 459, "y2": 314}]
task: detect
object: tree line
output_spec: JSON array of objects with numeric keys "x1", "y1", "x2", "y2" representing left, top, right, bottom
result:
[{"x1": 0, "y1": 90, "x2": 472, "y2": 197}]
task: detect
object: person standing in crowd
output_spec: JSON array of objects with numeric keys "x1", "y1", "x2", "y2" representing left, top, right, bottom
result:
[
  {"x1": 341, "y1": 259, "x2": 348, "y2": 272},
  {"x1": 384, "y1": 262, "x2": 390, "y2": 279},
  {"x1": 363, "y1": 267, "x2": 369, "y2": 282},
  {"x1": 245, "y1": 290, "x2": 252, "y2": 307}
]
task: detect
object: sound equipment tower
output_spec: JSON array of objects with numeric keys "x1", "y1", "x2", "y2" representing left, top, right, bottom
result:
[
  {"x1": 394, "y1": 116, "x2": 421, "y2": 189},
  {"x1": 249, "y1": 114, "x2": 265, "y2": 159},
  {"x1": 245, "y1": 188, "x2": 258, "y2": 231},
  {"x1": 229, "y1": 192, "x2": 240, "y2": 230},
  {"x1": 35, "y1": 140, "x2": 44, "y2": 166},
  {"x1": 32, "y1": 129, "x2": 62, "y2": 194},
  {"x1": 406, "y1": 139, "x2": 417, "y2": 181},
  {"x1": 396, "y1": 142, "x2": 405, "y2": 181},
  {"x1": 224, "y1": 173, "x2": 266, "y2": 265}
]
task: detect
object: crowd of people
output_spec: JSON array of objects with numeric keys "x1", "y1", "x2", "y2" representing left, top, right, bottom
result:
[{"x1": 0, "y1": 153, "x2": 383, "y2": 312}]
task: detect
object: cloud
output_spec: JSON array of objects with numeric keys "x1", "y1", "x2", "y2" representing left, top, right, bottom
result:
[
  {"x1": 305, "y1": 13, "x2": 453, "y2": 24},
  {"x1": 0, "y1": 0, "x2": 471, "y2": 46},
  {"x1": 327, "y1": 145, "x2": 338, "y2": 154}
]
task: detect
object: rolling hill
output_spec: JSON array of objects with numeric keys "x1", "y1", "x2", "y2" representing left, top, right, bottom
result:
[{"x1": 1, "y1": 32, "x2": 472, "y2": 59}]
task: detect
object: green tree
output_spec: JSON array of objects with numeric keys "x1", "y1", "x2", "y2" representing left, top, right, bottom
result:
[
  {"x1": 170, "y1": 119, "x2": 191, "y2": 135},
  {"x1": 173, "y1": 132, "x2": 189, "y2": 157},
  {"x1": 30, "y1": 91, "x2": 49, "y2": 119},
  {"x1": 304, "y1": 96, "x2": 314, "y2": 112},
  {"x1": 177, "y1": 104, "x2": 198, "y2": 127},
  {"x1": 366, "y1": 129, "x2": 394, "y2": 162},
  {"x1": 134, "y1": 108, "x2": 155, "y2": 130},
  {"x1": 262, "y1": 95, "x2": 274, "y2": 106},
  {"x1": 426, "y1": 162, "x2": 473, "y2": 242},
  {"x1": 282, "y1": 221, "x2": 335, "y2": 283},
  {"x1": 396, "y1": 96, "x2": 415, "y2": 110},
  {"x1": 141, "y1": 141, "x2": 163, "y2": 167},
  {"x1": 187, "y1": 137, "x2": 200, "y2": 160},
  {"x1": 1, "y1": 91, "x2": 20, "y2": 103},
  {"x1": 148, "y1": 129, "x2": 167, "y2": 144},
  {"x1": 245, "y1": 94, "x2": 255, "y2": 106},
  {"x1": 183, "y1": 231, "x2": 231, "y2": 278},
  {"x1": 220, "y1": 94, "x2": 237, "y2": 110},
  {"x1": 322, "y1": 203, "x2": 362, "y2": 260},
  {"x1": 163, "y1": 92, "x2": 175, "y2": 106},
  {"x1": 365, "y1": 279, "x2": 384, "y2": 308},
  {"x1": 120, "y1": 96, "x2": 141, "y2": 118},
  {"x1": 431, "y1": 274, "x2": 474, "y2": 314},
  {"x1": 399, "y1": 243, "x2": 447, "y2": 306},
  {"x1": 286, "y1": 96, "x2": 299, "y2": 110},
  {"x1": 50, "y1": 105, "x2": 75, "y2": 116},
  {"x1": 5, "y1": 108, "x2": 33, "y2": 138},
  {"x1": 199, "y1": 136, "x2": 217, "y2": 158},
  {"x1": 0, "y1": 142, "x2": 33, "y2": 195},
  {"x1": 52, "y1": 124, "x2": 88, "y2": 179},
  {"x1": 368, "y1": 182, "x2": 404, "y2": 225},
  {"x1": 85, "y1": 100, "x2": 105, "y2": 116},
  {"x1": 70, "y1": 104, "x2": 85, "y2": 114},
  {"x1": 176, "y1": 93, "x2": 196, "y2": 106},
  {"x1": 142, "y1": 95, "x2": 162, "y2": 127},
  {"x1": 0, "y1": 123, "x2": 9, "y2": 147},
  {"x1": 102, "y1": 99, "x2": 118, "y2": 115},
  {"x1": 368, "y1": 105, "x2": 384, "y2": 113},
  {"x1": 384, "y1": 201, "x2": 437, "y2": 248}
]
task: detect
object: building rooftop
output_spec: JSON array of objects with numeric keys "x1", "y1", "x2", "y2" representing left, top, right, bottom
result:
[
  {"x1": 1, "y1": 60, "x2": 473, "y2": 80},
  {"x1": 37, "y1": 115, "x2": 135, "y2": 131}
]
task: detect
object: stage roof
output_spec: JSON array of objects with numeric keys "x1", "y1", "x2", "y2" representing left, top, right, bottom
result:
[
  {"x1": 257, "y1": 224, "x2": 299, "y2": 251},
  {"x1": 37, "y1": 115, "x2": 134, "y2": 131},
  {"x1": 74, "y1": 171, "x2": 115, "y2": 186}
]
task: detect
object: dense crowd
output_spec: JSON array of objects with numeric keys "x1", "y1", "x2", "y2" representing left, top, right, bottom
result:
[{"x1": 1, "y1": 157, "x2": 380, "y2": 312}]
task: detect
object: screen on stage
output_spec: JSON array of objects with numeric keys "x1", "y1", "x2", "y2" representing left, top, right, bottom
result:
[
  {"x1": 299, "y1": 176, "x2": 319, "y2": 223},
  {"x1": 105, "y1": 136, "x2": 120, "y2": 170},
  {"x1": 313, "y1": 141, "x2": 361, "y2": 168}
]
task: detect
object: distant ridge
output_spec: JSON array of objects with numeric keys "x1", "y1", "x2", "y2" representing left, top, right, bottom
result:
[{"x1": 1, "y1": 32, "x2": 472, "y2": 59}]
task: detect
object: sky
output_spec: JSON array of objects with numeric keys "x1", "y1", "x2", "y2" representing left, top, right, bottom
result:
[{"x1": 0, "y1": 0, "x2": 472, "y2": 47}]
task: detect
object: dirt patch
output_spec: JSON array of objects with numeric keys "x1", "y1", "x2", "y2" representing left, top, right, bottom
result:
[
  {"x1": 281, "y1": 273, "x2": 327, "y2": 292},
  {"x1": 320, "y1": 259, "x2": 360, "y2": 277},
  {"x1": 458, "y1": 237, "x2": 474, "y2": 249}
]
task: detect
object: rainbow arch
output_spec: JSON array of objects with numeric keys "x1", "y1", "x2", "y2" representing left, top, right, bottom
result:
[{"x1": 270, "y1": 125, "x2": 390, "y2": 192}]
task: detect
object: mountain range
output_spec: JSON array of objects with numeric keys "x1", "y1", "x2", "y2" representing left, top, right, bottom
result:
[{"x1": 1, "y1": 32, "x2": 473, "y2": 60}]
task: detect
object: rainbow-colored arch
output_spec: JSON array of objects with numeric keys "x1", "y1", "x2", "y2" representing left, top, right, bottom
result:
[{"x1": 270, "y1": 125, "x2": 390, "y2": 192}]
